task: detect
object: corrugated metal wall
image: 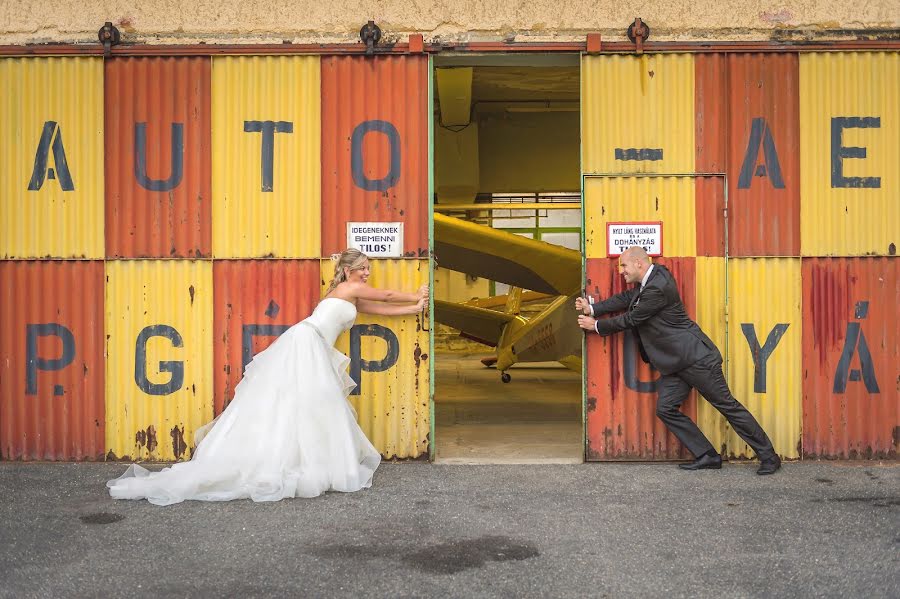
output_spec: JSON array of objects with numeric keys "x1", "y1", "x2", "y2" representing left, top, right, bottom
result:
[
  {"x1": 105, "y1": 57, "x2": 212, "y2": 258},
  {"x1": 105, "y1": 260, "x2": 213, "y2": 461},
  {"x1": 0, "y1": 52, "x2": 430, "y2": 463},
  {"x1": 583, "y1": 50, "x2": 897, "y2": 461},
  {"x1": 800, "y1": 52, "x2": 899, "y2": 257},
  {"x1": 0, "y1": 47, "x2": 896, "y2": 463},
  {"x1": 213, "y1": 260, "x2": 321, "y2": 414},
  {"x1": 0, "y1": 261, "x2": 106, "y2": 460},
  {"x1": 0, "y1": 57, "x2": 104, "y2": 259},
  {"x1": 696, "y1": 53, "x2": 801, "y2": 257},
  {"x1": 585, "y1": 257, "x2": 698, "y2": 460},
  {"x1": 584, "y1": 176, "x2": 697, "y2": 258},
  {"x1": 724, "y1": 259, "x2": 802, "y2": 458},
  {"x1": 321, "y1": 56, "x2": 429, "y2": 257},
  {"x1": 582, "y1": 54, "x2": 694, "y2": 175},
  {"x1": 802, "y1": 258, "x2": 898, "y2": 458},
  {"x1": 211, "y1": 56, "x2": 321, "y2": 258}
]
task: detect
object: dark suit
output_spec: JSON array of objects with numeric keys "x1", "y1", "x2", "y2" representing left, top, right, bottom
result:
[{"x1": 590, "y1": 264, "x2": 776, "y2": 460}]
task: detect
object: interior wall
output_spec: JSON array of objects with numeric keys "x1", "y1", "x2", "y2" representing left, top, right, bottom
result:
[{"x1": 478, "y1": 111, "x2": 581, "y2": 194}]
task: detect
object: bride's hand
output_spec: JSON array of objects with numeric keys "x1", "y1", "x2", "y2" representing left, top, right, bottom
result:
[
  {"x1": 415, "y1": 296, "x2": 427, "y2": 312},
  {"x1": 417, "y1": 285, "x2": 429, "y2": 301}
]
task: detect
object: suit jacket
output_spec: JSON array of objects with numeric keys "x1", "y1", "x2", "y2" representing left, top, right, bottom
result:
[{"x1": 590, "y1": 264, "x2": 720, "y2": 375}]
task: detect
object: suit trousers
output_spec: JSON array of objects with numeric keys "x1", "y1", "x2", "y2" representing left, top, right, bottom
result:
[{"x1": 656, "y1": 352, "x2": 776, "y2": 460}]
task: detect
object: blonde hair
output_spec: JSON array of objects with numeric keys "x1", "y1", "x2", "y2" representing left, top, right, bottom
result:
[{"x1": 325, "y1": 248, "x2": 369, "y2": 294}]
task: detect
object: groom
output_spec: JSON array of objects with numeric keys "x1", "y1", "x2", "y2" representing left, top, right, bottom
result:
[{"x1": 576, "y1": 246, "x2": 781, "y2": 475}]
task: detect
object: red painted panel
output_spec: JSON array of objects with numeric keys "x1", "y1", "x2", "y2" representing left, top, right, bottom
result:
[
  {"x1": 321, "y1": 56, "x2": 428, "y2": 257},
  {"x1": 213, "y1": 260, "x2": 321, "y2": 415},
  {"x1": 802, "y1": 258, "x2": 898, "y2": 459},
  {"x1": 105, "y1": 57, "x2": 212, "y2": 258},
  {"x1": 585, "y1": 257, "x2": 698, "y2": 460},
  {"x1": 0, "y1": 261, "x2": 105, "y2": 460},
  {"x1": 696, "y1": 53, "x2": 800, "y2": 257}
]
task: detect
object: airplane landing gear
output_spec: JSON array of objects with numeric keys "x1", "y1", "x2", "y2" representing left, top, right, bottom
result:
[{"x1": 501, "y1": 372, "x2": 511, "y2": 383}]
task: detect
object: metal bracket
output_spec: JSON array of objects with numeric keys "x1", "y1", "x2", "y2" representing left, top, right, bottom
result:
[
  {"x1": 98, "y1": 22, "x2": 121, "y2": 57},
  {"x1": 626, "y1": 18, "x2": 650, "y2": 55},
  {"x1": 359, "y1": 20, "x2": 382, "y2": 56}
]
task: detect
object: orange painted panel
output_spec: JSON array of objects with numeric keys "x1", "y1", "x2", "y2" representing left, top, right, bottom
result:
[
  {"x1": 105, "y1": 57, "x2": 212, "y2": 258},
  {"x1": 321, "y1": 56, "x2": 428, "y2": 257},
  {"x1": 802, "y1": 258, "x2": 898, "y2": 459},
  {"x1": 585, "y1": 257, "x2": 698, "y2": 460},
  {"x1": 213, "y1": 260, "x2": 321, "y2": 414},
  {"x1": 0, "y1": 261, "x2": 105, "y2": 460},
  {"x1": 696, "y1": 53, "x2": 800, "y2": 257}
]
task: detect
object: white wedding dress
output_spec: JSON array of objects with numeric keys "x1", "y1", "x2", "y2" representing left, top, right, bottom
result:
[{"x1": 107, "y1": 297, "x2": 381, "y2": 506}]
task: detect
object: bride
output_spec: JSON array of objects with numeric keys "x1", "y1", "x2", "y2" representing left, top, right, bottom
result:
[{"x1": 108, "y1": 249, "x2": 428, "y2": 505}]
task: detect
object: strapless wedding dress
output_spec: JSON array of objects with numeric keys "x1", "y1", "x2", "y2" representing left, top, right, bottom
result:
[{"x1": 107, "y1": 298, "x2": 380, "y2": 505}]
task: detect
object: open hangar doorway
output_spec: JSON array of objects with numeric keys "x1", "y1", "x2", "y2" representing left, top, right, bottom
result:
[{"x1": 430, "y1": 54, "x2": 583, "y2": 463}]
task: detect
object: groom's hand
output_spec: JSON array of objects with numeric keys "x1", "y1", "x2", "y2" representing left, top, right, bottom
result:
[
  {"x1": 577, "y1": 315, "x2": 597, "y2": 332},
  {"x1": 574, "y1": 297, "x2": 592, "y2": 315}
]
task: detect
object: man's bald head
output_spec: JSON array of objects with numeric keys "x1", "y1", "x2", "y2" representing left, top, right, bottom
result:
[{"x1": 621, "y1": 246, "x2": 651, "y2": 263}]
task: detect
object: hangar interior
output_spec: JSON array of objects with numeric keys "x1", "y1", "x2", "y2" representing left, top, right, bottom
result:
[{"x1": 432, "y1": 54, "x2": 584, "y2": 463}]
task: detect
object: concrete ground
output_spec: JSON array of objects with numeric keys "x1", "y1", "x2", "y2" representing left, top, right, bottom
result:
[
  {"x1": 434, "y1": 354, "x2": 582, "y2": 464},
  {"x1": 1, "y1": 462, "x2": 897, "y2": 598}
]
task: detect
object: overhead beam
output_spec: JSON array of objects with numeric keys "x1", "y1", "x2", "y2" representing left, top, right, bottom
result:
[{"x1": 436, "y1": 67, "x2": 474, "y2": 127}]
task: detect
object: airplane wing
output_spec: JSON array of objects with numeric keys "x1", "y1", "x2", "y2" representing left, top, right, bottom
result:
[
  {"x1": 433, "y1": 299, "x2": 523, "y2": 347},
  {"x1": 433, "y1": 213, "x2": 582, "y2": 295}
]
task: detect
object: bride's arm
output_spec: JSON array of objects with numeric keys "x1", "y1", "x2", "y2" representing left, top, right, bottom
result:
[
  {"x1": 348, "y1": 282, "x2": 428, "y2": 304},
  {"x1": 357, "y1": 297, "x2": 426, "y2": 316}
]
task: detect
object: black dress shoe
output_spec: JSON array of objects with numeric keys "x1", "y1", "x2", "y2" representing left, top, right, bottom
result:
[
  {"x1": 679, "y1": 453, "x2": 722, "y2": 470},
  {"x1": 757, "y1": 455, "x2": 781, "y2": 475}
]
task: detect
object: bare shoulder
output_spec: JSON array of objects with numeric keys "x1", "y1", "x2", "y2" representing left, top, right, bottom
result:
[{"x1": 323, "y1": 281, "x2": 359, "y2": 303}]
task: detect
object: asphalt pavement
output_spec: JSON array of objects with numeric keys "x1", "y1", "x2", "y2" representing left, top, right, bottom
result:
[{"x1": 1, "y1": 461, "x2": 897, "y2": 598}]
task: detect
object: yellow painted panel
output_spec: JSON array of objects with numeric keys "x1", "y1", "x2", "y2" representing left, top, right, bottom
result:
[
  {"x1": 725, "y1": 258, "x2": 801, "y2": 458},
  {"x1": 321, "y1": 258, "x2": 430, "y2": 459},
  {"x1": 584, "y1": 176, "x2": 696, "y2": 258},
  {"x1": 800, "y1": 52, "x2": 900, "y2": 256},
  {"x1": 105, "y1": 261, "x2": 213, "y2": 461},
  {"x1": 582, "y1": 54, "x2": 694, "y2": 174},
  {"x1": 212, "y1": 56, "x2": 321, "y2": 258},
  {"x1": 0, "y1": 57, "x2": 104, "y2": 258},
  {"x1": 694, "y1": 257, "x2": 728, "y2": 453}
]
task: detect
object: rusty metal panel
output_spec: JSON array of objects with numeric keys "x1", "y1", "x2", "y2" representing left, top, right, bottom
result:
[
  {"x1": 0, "y1": 57, "x2": 104, "y2": 259},
  {"x1": 725, "y1": 258, "x2": 802, "y2": 458},
  {"x1": 585, "y1": 257, "x2": 697, "y2": 461},
  {"x1": 0, "y1": 261, "x2": 105, "y2": 460},
  {"x1": 693, "y1": 256, "x2": 728, "y2": 453},
  {"x1": 213, "y1": 260, "x2": 321, "y2": 415},
  {"x1": 105, "y1": 260, "x2": 213, "y2": 461},
  {"x1": 105, "y1": 57, "x2": 212, "y2": 258},
  {"x1": 321, "y1": 56, "x2": 429, "y2": 257},
  {"x1": 584, "y1": 176, "x2": 697, "y2": 259},
  {"x1": 211, "y1": 56, "x2": 321, "y2": 258},
  {"x1": 696, "y1": 53, "x2": 801, "y2": 257},
  {"x1": 321, "y1": 258, "x2": 430, "y2": 459},
  {"x1": 582, "y1": 54, "x2": 694, "y2": 175},
  {"x1": 800, "y1": 52, "x2": 899, "y2": 256},
  {"x1": 802, "y1": 258, "x2": 898, "y2": 459}
]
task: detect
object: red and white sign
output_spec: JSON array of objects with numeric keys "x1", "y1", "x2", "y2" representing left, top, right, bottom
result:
[{"x1": 606, "y1": 222, "x2": 663, "y2": 257}]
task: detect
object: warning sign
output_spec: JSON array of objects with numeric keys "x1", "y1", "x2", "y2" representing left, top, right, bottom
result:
[
  {"x1": 606, "y1": 222, "x2": 663, "y2": 257},
  {"x1": 347, "y1": 222, "x2": 404, "y2": 257}
]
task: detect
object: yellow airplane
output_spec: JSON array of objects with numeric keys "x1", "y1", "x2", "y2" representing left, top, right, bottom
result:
[{"x1": 433, "y1": 212, "x2": 583, "y2": 382}]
